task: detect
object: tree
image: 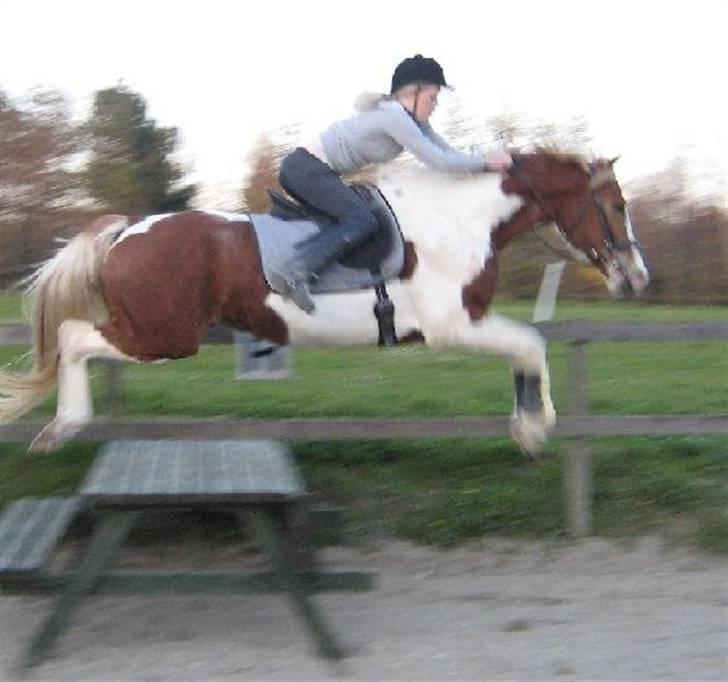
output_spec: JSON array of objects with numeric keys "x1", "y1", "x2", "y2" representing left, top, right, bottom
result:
[
  {"x1": 240, "y1": 123, "x2": 301, "y2": 212},
  {"x1": 0, "y1": 88, "x2": 85, "y2": 286},
  {"x1": 241, "y1": 134, "x2": 280, "y2": 212},
  {"x1": 627, "y1": 160, "x2": 727, "y2": 303},
  {"x1": 84, "y1": 85, "x2": 196, "y2": 213}
]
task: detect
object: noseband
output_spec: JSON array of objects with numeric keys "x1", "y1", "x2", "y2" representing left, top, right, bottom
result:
[{"x1": 509, "y1": 156, "x2": 641, "y2": 266}]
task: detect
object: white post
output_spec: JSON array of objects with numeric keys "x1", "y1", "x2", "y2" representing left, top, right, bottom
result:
[{"x1": 532, "y1": 260, "x2": 566, "y2": 323}]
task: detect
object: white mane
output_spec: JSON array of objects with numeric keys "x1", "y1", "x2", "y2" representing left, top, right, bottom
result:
[{"x1": 375, "y1": 166, "x2": 523, "y2": 276}]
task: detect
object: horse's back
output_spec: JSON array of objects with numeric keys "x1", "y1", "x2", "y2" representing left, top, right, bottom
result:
[{"x1": 98, "y1": 210, "x2": 271, "y2": 359}]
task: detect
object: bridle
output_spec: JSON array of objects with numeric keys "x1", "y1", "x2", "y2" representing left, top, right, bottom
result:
[{"x1": 509, "y1": 156, "x2": 642, "y2": 266}]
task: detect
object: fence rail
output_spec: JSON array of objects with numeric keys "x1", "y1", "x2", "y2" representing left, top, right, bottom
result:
[
  {"x1": 1, "y1": 320, "x2": 725, "y2": 537},
  {"x1": 2, "y1": 320, "x2": 726, "y2": 346},
  {"x1": 1, "y1": 415, "x2": 725, "y2": 443}
]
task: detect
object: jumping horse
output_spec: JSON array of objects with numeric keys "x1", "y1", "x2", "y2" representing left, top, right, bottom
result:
[{"x1": 0, "y1": 152, "x2": 649, "y2": 455}]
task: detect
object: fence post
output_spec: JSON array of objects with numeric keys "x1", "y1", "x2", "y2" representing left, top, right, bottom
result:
[
  {"x1": 565, "y1": 340, "x2": 593, "y2": 537},
  {"x1": 99, "y1": 360, "x2": 122, "y2": 416}
]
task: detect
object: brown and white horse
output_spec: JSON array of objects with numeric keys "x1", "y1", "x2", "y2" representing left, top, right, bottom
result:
[{"x1": 0, "y1": 152, "x2": 648, "y2": 455}]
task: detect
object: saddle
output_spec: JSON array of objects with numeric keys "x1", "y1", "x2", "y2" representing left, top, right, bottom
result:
[
  {"x1": 249, "y1": 182, "x2": 404, "y2": 345},
  {"x1": 268, "y1": 183, "x2": 403, "y2": 273},
  {"x1": 250, "y1": 183, "x2": 404, "y2": 295}
]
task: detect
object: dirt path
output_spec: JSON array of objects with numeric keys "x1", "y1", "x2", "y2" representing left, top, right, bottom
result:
[{"x1": 1, "y1": 537, "x2": 726, "y2": 681}]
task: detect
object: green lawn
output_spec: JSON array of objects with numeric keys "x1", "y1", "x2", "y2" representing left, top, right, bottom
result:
[
  {"x1": 2, "y1": 341, "x2": 725, "y2": 418},
  {"x1": 0, "y1": 292, "x2": 24, "y2": 321},
  {"x1": 1, "y1": 294, "x2": 726, "y2": 553}
]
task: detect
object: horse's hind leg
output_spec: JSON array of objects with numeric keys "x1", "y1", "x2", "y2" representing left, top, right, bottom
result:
[{"x1": 29, "y1": 320, "x2": 135, "y2": 454}]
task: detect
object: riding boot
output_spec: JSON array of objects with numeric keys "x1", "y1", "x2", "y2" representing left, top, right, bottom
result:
[
  {"x1": 267, "y1": 272, "x2": 316, "y2": 314},
  {"x1": 291, "y1": 225, "x2": 367, "y2": 277},
  {"x1": 270, "y1": 222, "x2": 375, "y2": 313}
]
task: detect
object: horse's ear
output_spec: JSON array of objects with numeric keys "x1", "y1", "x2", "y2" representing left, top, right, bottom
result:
[{"x1": 609, "y1": 155, "x2": 621, "y2": 165}]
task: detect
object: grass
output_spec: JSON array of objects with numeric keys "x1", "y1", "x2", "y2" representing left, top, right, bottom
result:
[
  {"x1": 294, "y1": 436, "x2": 727, "y2": 552},
  {"x1": 1, "y1": 293, "x2": 726, "y2": 553},
  {"x1": 0, "y1": 292, "x2": 24, "y2": 322},
  {"x1": 2, "y1": 342, "x2": 725, "y2": 418}
]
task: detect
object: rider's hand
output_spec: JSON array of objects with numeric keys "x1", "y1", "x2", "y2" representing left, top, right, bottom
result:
[{"x1": 484, "y1": 151, "x2": 513, "y2": 172}]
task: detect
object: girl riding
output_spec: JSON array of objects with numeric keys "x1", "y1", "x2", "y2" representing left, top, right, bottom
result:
[{"x1": 270, "y1": 54, "x2": 512, "y2": 313}]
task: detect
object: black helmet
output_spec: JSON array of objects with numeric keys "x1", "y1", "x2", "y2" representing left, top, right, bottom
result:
[{"x1": 390, "y1": 54, "x2": 450, "y2": 94}]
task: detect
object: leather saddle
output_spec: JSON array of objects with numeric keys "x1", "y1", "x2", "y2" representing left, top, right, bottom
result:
[{"x1": 268, "y1": 183, "x2": 402, "y2": 272}]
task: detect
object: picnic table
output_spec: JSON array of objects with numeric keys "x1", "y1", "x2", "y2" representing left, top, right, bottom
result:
[{"x1": 0, "y1": 440, "x2": 374, "y2": 667}]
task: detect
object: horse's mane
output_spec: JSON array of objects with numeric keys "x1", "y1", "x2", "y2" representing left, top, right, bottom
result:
[{"x1": 528, "y1": 147, "x2": 592, "y2": 174}]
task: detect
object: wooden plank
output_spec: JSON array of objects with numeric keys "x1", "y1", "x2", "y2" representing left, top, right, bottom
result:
[
  {"x1": 1, "y1": 415, "x2": 726, "y2": 443},
  {"x1": 0, "y1": 498, "x2": 80, "y2": 575},
  {"x1": 0, "y1": 570, "x2": 376, "y2": 595},
  {"x1": 24, "y1": 512, "x2": 137, "y2": 668},
  {"x1": 247, "y1": 507, "x2": 346, "y2": 659},
  {"x1": 81, "y1": 440, "x2": 305, "y2": 507},
  {"x1": 0, "y1": 323, "x2": 31, "y2": 345},
  {"x1": 98, "y1": 570, "x2": 374, "y2": 593},
  {"x1": 553, "y1": 415, "x2": 728, "y2": 435},
  {"x1": 537, "y1": 320, "x2": 727, "y2": 342},
  {"x1": 2, "y1": 321, "x2": 726, "y2": 348},
  {"x1": 0, "y1": 323, "x2": 233, "y2": 347}
]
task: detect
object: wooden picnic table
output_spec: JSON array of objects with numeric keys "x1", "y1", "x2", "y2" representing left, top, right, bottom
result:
[{"x1": 0, "y1": 440, "x2": 374, "y2": 667}]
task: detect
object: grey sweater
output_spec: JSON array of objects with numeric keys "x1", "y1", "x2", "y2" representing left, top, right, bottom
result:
[{"x1": 319, "y1": 100, "x2": 487, "y2": 174}]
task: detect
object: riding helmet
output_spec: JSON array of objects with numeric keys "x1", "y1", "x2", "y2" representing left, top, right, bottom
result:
[{"x1": 390, "y1": 54, "x2": 450, "y2": 94}]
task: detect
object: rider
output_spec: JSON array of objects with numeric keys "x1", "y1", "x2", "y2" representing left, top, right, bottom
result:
[{"x1": 270, "y1": 54, "x2": 513, "y2": 313}]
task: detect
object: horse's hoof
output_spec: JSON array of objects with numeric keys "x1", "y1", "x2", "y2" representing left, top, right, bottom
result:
[
  {"x1": 28, "y1": 420, "x2": 83, "y2": 454},
  {"x1": 510, "y1": 415, "x2": 549, "y2": 460},
  {"x1": 28, "y1": 423, "x2": 62, "y2": 454}
]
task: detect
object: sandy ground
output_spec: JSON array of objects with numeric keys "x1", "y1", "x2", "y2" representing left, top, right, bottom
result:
[{"x1": 1, "y1": 536, "x2": 726, "y2": 682}]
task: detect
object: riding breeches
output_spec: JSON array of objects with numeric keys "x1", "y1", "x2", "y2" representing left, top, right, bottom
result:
[{"x1": 278, "y1": 147, "x2": 378, "y2": 276}]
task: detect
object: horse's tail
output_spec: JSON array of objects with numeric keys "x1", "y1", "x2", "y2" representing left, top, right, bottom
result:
[{"x1": 0, "y1": 215, "x2": 127, "y2": 423}]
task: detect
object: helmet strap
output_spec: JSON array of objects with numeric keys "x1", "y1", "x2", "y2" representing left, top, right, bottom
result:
[{"x1": 412, "y1": 83, "x2": 421, "y2": 122}]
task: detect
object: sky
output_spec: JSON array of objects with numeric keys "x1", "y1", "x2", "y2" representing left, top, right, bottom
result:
[{"x1": 2, "y1": 0, "x2": 726, "y2": 207}]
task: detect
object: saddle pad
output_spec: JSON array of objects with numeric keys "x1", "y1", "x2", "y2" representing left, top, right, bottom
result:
[{"x1": 250, "y1": 213, "x2": 405, "y2": 295}]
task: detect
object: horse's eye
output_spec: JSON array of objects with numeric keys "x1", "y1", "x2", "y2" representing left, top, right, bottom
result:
[{"x1": 614, "y1": 204, "x2": 626, "y2": 214}]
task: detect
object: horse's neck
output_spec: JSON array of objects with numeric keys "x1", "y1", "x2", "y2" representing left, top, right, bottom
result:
[
  {"x1": 376, "y1": 168, "x2": 523, "y2": 255},
  {"x1": 492, "y1": 202, "x2": 543, "y2": 250}
]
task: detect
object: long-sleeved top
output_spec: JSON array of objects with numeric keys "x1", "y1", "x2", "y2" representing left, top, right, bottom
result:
[{"x1": 318, "y1": 99, "x2": 486, "y2": 175}]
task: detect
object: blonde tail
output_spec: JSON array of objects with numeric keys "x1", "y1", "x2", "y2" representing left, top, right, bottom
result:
[{"x1": 0, "y1": 215, "x2": 127, "y2": 423}]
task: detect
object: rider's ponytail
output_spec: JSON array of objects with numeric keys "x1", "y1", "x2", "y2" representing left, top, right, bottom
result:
[{"x1": 353, "y1": 92, "x2": 387, "y2": 112}]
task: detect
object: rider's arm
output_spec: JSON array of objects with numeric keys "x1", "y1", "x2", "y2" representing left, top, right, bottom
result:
[
  {"x1": 419, "y1": 122, "x2": 459, "y2": 153},
  {"x1": 422, "y1": 121, "x2": 513, "y2": 172},
  {"x1": 381, "y1": 106, "x2": 487, "y2": 173}
]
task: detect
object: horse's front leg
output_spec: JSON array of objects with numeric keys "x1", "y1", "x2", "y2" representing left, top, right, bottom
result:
[
  {"x1": 510, "y1": 358, "x2": 556, "y2": 459},
  {"x1": 426, "y1": 312, "x2": 555, "y2": 458}
]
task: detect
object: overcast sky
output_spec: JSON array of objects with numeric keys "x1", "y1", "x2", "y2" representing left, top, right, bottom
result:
[{"x1": 2, "y1": 0, "x2": 725, "y2": 206}]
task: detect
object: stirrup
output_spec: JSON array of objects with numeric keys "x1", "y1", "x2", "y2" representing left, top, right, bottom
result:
[{"x1": 269, "y1": 272, "x2": 316, "y2": 314}]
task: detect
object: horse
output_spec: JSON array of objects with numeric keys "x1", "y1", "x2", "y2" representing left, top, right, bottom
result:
[{"x1": 0, "y1": 151, "x2": 649, "y2": 456}]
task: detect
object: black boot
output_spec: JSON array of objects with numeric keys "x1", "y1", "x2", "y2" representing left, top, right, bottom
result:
[{"x1": 267, "y1": 272, "x2": 316, "y2": 314}]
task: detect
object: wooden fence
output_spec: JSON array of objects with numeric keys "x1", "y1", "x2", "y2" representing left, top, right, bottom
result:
[{"x1": 1, "y1": 320, "x2": 726, "y2": 536}]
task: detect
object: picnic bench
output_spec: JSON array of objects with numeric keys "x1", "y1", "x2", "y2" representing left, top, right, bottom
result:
[{"x1": 0, "y1": 440, "x2": 374, "y2": 667}]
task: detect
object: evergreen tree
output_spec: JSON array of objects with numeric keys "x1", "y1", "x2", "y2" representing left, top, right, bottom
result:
[{"x1": 84, "y1": 85, "x2": 196, "y2": 213}]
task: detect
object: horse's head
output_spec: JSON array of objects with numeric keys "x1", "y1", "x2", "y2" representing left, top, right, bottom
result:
[{"x1": 505, "y1": 152, "x2": 649, "y2": 296}]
